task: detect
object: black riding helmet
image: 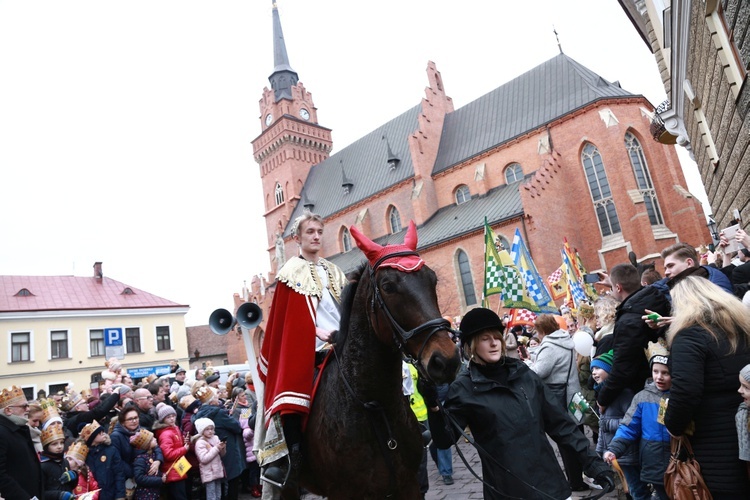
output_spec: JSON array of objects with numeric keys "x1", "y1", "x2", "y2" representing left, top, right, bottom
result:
[{"x1": 459, "y1": 307, "x2": 504, "y2": 348}]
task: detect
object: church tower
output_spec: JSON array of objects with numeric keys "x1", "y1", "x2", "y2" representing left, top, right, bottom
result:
[{"x1": 252, "y1": 1, "x2": 332, "y2": 271}]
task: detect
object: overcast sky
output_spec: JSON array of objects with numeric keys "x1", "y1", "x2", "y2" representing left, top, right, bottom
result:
[{"x1": 0, "y1": 0, "x2": 709, "y2": 327}]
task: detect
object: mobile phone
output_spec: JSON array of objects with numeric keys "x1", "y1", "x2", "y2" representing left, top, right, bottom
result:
[
  {"x1": 583, "y1": 273, "x2": 600, "y2": 284},
  {"x1": 518, "y1": 345, "x2": 529, "y2": 359}
]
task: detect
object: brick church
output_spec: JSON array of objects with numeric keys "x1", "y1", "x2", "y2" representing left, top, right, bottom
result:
[{"x1": 227, "y1": 3, "x2": 709, "y2": 362}]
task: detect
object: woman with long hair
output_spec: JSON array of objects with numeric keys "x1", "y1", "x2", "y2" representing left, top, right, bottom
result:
[{"x1": 664, "y1": 276, "x2": 750, "y2": 498}]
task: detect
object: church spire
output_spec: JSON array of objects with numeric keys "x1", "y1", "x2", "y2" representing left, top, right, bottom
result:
[{"x1": 269, "y1": 1, "x2": 299, "y2": 101}]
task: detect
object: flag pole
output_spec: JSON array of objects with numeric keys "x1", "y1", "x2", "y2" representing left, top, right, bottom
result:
[{"x1": 482, "y1": 216, "x2": 489, "y2": 308}]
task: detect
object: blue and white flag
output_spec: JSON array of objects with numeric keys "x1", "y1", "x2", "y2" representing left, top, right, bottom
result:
[{"x1": 510, "y1": 228, "x2": 556, "y2": 312}]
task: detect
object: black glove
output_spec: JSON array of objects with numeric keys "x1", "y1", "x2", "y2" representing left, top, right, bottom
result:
[
  {"x1": 59, "y1": 470, "x2": 78, "y2": 484},
  {"x1": 416, "y1": 373, "x2": 439, "y2": 408},
  {"x1": 584, "y1": 458, "x2": 614, "y2": 490},
  {"x1": 594, "y1": 470, "x2": 615, "y2": 491}
]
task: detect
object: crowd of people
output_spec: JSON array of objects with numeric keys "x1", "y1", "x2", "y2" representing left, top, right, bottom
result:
[{"x1": 0, "y1": 360, "x2": 262, "y2": 500}]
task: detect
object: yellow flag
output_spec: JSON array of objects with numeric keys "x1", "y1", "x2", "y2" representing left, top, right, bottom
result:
[{"x1": 173, "y1": 456, "x2": 192, "y2": 477}]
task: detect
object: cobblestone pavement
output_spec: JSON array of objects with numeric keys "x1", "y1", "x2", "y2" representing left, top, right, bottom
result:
[{"x1": 241, "y1": 431, "x2": 621, "y2": 499}]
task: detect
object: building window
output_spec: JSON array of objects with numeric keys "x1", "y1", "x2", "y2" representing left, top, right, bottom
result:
[
  {"x1": 156, "y1": 326, "x2": 171, "y2": 351},
  {"x1": 11, "y1": 332, "x2": 31, "y2": 362},
  {"x1": 581, "y1": 143, "x2": 621, "y2": 237},
  {"x1": 457, "y1": 250, "x2": 477, "y2": 306},
  {"x1": 341, "y1": 227, "x2": 352, "y2": 252},
  {"x1": 625, "y1": 132, "x2": 664, "y2": 225},
  {"x1": 50, "y1": 330, "x2": 69, "y2": 359},
  {"x1": 388, "y1": 206, "x2": 402, "y2": 234},
  {"x1": 455, "y1": 185, "x2": 470, "y2": 204},
  {"x1": 274, "y1": 182, "x2": 284, "y2": 205},
  {"x1": 89, "y1": 329, "x2": 104, "y2": 357},
  {"x1": 504, "y1": 163, "x2": 523, "y2": 184},
  {"x1": 126, "y1": 327, "x2": 141, "y2": 354},
  {"x1": 48, "y1": 383, "x2": 68, "y2": 397}
]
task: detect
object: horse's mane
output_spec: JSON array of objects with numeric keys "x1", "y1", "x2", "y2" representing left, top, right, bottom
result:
[{"x1": 331, "y1": 262, "x2": 366, "y2": 347}]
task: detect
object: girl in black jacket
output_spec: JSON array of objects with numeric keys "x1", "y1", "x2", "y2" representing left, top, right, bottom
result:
[{"x1": 425, "y1": 307, "x2": 613, "y2": 499}]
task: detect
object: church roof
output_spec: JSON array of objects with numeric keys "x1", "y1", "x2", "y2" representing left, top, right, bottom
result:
[
  {"x1": 432, "y1": 53, "x2": 633, "y2": 173},
  {"x1": 0, "y1": 275, "x2": 187, "y2": 313},
  {"x1": 284, "y1": 105, "x2": 421, "y2": 237},
  {"x1": 326, "y1": 178, "x2": 526, "y2": 274}
]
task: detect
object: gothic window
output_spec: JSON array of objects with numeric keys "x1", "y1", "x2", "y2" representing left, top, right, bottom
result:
[
  {"x1": 457, "y1": 250, "x2": 477, "y2": 306},
  {"x1": 625, "y1": 132, "x2": 664, "y2": 225},
  {"x1": 274, "y1": 183, "x2": 284, "y2": 206},
  {"x1": 455, "y1": 185, "x2": 470, "y2": 204},
  {"x1": 581, "y1": 143, "x2": 621, "y2": 237},
  {"x1": 341, "y1": 227, "x2": 352, "y2": 252},
  {"x1": 388, "y1": 206, "x2": 402, "y2": 234},
  {"x1": 504, "y1": 163, "x2": 523, "y2": 184}
]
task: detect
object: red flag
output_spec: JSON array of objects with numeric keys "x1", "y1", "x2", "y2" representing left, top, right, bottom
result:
[{"x1": 508, "y1": 308, "x2": 537, "y2": 328}]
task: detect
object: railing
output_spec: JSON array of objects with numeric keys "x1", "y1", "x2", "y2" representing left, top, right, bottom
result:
[{"x1": 650, "y1": 100, "x2": 677, "y2": 144}]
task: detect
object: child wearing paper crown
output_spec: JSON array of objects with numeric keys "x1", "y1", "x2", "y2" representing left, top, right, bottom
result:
[
  {"x1": 130, "y1": 428, "x2": 167, "y2": 500},
  {"x1": 153, "y1": 402, "x2": 189, "y2": 499},
  {"x1": 194, "y1": 417, "x2": 226, "y2": 500},
  {"x1": 82, "y1": 420, "x2": 126, "y2": 500},
  {"x1": 591, "y1": 350, "x2": 645, "y2": 498},
  {"x1": 65, "y1": 440, "x2": 100, "y2": 500},
  {"x1": 604, "y1": 346, "x2": 673, "y2": 500},
  {"x1": 40, "y1": 422, "x2": 76, "y2": 500}
]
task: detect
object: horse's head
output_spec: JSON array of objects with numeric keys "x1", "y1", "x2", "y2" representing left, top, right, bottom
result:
[{"x1": 350, "y1": 222, "x2": 461, "y2": 385}]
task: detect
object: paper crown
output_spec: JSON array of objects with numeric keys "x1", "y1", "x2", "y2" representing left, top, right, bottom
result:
[
  {"x1": 646, "y1": 338, "x2": 670, "y2": 368},
  {"x1": 65, "y1": 440, "x2": 89, "y2": 464},
  {"x1": 41, "y1": 422, "x2": 66, "y2": 446},
  {"x1": 179, "y1": 394, "x2": 197, "y2": 410},
  {"x1": 129, "y1": 429, "x2": 154, "y2": 450},
  {"x1": 60, "y1": 390, "x2": 84, "y2": 412},
  {"x1": 195, "y1": 386, "x2": 215, "y2": 404},
  {"x1": 0, "y1": 385, "x2": 26, "y2": 409},
  {"x1": 40, "y1": 398, "x2": 61, "y2": 425},
  {"x1": 80, "y1": 420, "x2": 104, "y2": 446}
]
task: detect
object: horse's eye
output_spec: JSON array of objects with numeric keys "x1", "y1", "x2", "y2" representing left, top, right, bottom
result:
[{"x1": 380, "y1": 282, "x2": 396, "y2": 293}]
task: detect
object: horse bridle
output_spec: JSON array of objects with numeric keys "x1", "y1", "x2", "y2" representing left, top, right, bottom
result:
[{"x1": 367, "y1": 250, "x2": 454, "y2": 378}]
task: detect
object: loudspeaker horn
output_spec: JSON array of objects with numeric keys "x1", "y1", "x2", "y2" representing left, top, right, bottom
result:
[
  {"x1": 209, "y1": 308, "x2": 235, "y2": 336},
  {"x1": 237, "y1": 302, "x2": 263, "y2": 330}
]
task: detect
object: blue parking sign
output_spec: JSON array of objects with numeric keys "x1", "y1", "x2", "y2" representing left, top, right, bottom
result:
[{"x1": 104, "y1": 328, "x2": 123, "y2": 347}]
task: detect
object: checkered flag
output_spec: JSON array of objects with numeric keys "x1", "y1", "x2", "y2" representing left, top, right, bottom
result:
[
  {"x1": 509, "y1": 308, "x2": 537, "y2": 327},
  {"x1": 484, "y1": 228, "x2": 505, "y2": 298}
]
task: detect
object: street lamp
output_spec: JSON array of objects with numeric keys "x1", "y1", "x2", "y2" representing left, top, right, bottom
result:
[{"x1": 707, "y1": 216, "x2": 719, "y2": 242}]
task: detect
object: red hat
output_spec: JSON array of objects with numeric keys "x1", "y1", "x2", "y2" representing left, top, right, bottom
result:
[{"x1": 350, "y1": 221, "x2": 424, "y2": 272}]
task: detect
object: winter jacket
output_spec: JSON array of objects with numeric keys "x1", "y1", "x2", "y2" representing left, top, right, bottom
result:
[
  {"x1": 664, "y1": 324, "x2": 750, "y2": 496},
  {"x1": 237, "y1": 404, "x2": 257, "y2": 463},
  {"x1": 531, "y1": 329, "x2": 581, "y2": 404},
  {"x1": 576, "y1": 355, "x2": 599, "y2": 430},
  {"x1": 0, "y1": 413, "x2": 44, "y2": 500},
  {"x1": 193, "y1": 404, "x2": 245, "y2": 480},
  {"x1": 153, "y1": 422, "x2": 188, "y2": 483},
  {"x1": 427, "y1": 358, "x2": 608, "y2": 500},
  {"x1": 110, "y1": 423, "x2": 164, "y2": 479},
  {"x1": 86, "y1": 443, "x2": 126, "y2": 500},
  {"x1": 132, "y1": 450, "x2": 164, "y2": 499},
  {"x1": 597, "y1": 286, "x2": 670, "y2": 407},
  {"x1": 40, "y1": 453, "x2": 74, "y2": 500},
  {"x1": 195, "y1": 436, "x2": 225, "y2": 483},
  {"x1": 595, "y1": 384, "x2": 637, "y2": 466},
  {"x1": 608, "y1": 381, "x2": 671, "y2": 484},
  {"x1": 651, "y1": 265, "x2": 734, "y2": 301},
  {"x1": 180, "y1": 411, "x2": 199, "y2": 468},
  {"x1": 736, "y1": 402, "x2": 750, "y2": 461},
  {"x1": 64, "y1": 392, "x2": 120, "y2": 438},
  {"x1": 71, "y1": 467, "x2": 99, "y2": 499}
]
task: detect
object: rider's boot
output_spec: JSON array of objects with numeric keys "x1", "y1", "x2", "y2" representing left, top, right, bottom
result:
[{"x1": 280, "y1": 443, "x2": 301, "y2": 499}]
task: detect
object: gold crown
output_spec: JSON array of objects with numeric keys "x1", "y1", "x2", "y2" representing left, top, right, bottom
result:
[
  {"x1": 646, "y1": 337, "x2": 670, "y2": 364},
  {"x1": 80, "y1": 420, "x2": 103, "y2": 445},
  {"x1": 129, "y1": 429, "x2": 154, "y2": 450},
  {"x1": 41, "y1": 422, "x2": 66, "y2": 446},
  {"x1": 60, "y1": 390, "x2": 83, "y2": 412},
  {"x1": 0, "y1": 385, "x2": 26, "y2": 409},
  {"x1": 179, "y1": 395, "x2": 197, "y2": 410},
  {"x1": 195, "y1": 386, "x2": 215, "y2": 404},
  {"x1": 40, "y1": 398, "x2": 61, "y2": 425},
  {"x1": 65, "y1": 440, "x2": 89, "y2": 464}
]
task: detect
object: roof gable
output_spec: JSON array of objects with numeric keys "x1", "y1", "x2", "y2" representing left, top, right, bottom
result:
[
  {"x1": 432, "y1": 54, "x2": 634, "y2": 173},
  {"x1": 0, "y1": 275, "x2": 186, "y2": 313}
]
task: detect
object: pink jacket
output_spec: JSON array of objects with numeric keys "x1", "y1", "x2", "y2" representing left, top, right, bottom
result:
[{"x1": 194, "y1": 435, "x2": 225, "y2": 483}]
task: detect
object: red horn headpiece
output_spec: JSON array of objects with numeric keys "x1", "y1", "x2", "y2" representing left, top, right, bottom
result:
[{"x1": 350, "y1": 221, "x2": 424, "y2": 272}]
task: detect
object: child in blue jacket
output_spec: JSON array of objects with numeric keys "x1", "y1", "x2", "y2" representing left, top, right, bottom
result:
[{"x1": 604, "y1": 352, "x2": 672, "y2": 500}]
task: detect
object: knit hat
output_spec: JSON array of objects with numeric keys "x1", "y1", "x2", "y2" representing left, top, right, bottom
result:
[
  {"x1": 590, "y1": 350, "x2": 614, "y2": 373},
  {"x1": 129, "y1": 429, "x2": 155, "y2": 450},
  {"x1": 194, "y1": 417, "x2": 214, "y2": 436},
  {"x1": 459, "y1": 308, "x2": 503, "y2": 345},
  {"x1": 41, "y1": 422, "x2": 66, "y2": 446},
  {"x1": 740, "y1": 364, "x2": 750, "y2": 383},
  {"x1": 80, "y1": 420, "x2": 106, "y2": 446},
  {"x1": 156, "y1": 402, "x2": 177, "y2": 422}
]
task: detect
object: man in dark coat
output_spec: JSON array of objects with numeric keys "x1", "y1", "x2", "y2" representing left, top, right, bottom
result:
[
  {"x1": 597, "y1": 264, "x2": 670, "y2": 409},
  {"x1": 64, "y1": 388, "x2": 124, "y2": 438},
  {"x1": 0, "y1": 385, "x2": 44, "y2": 500}
]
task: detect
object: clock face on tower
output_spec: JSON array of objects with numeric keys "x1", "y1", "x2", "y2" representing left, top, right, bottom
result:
[
  {"x1": 265, "y1": 113, "x2": 273, "y2": 126},
  {"x1": 299, "y1": 108, "x2": 310, "y2": 121}
]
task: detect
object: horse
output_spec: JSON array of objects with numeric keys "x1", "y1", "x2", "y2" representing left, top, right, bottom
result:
[{"x1": 298, "y1": 222, "x2": 462, "y2": 499}]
